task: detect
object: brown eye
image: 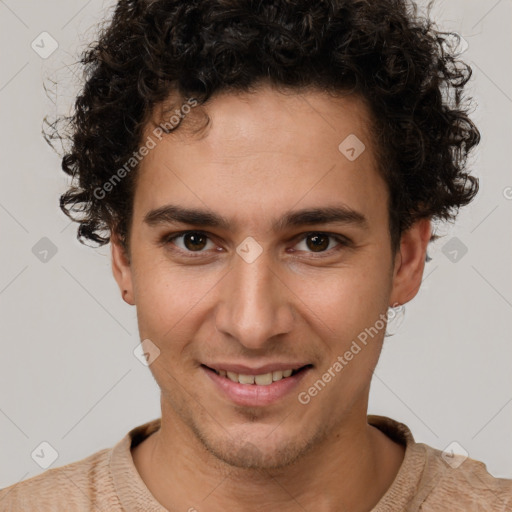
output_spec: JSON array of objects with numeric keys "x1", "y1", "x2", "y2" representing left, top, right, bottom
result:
[
  {"x1": 293, "y1": 232, "x2": 349, "y2": 255},
  {"x1": 305, "y1": 234, "x2": 330, "y2": 252},
  {"x1": 181, "y1": 232, "x2": 208, "y2": 251},
  {"x1": 164, "y1": 231, "x2": 214, "y2": 253}
]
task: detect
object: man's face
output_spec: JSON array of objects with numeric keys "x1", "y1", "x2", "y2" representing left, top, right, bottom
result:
[{"x1": 114, "y1": 86, "x2": 418, "y2": 470}]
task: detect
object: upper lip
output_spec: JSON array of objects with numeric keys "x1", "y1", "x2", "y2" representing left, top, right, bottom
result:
[{"x1": 203, "y1": 363, "x2": 311, "y2": 375}]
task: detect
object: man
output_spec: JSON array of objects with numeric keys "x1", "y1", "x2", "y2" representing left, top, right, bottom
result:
[{"x1": 1, "y1": 0, "x2": 511, "y2": 510}]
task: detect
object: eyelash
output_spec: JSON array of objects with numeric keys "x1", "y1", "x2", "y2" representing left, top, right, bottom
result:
[{"x1": 161, "y1": 230, "x2": 351, "y2": 258}]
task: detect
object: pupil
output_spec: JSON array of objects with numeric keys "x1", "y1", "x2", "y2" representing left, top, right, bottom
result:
[
  {"x1": 184, "y1": 232, "x2": 207, "y2": 251},
  {"x1": 307, "y1": 234, "x2": 329, "y2": 252}
]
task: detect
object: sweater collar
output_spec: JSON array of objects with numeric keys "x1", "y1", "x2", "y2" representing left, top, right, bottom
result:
[{"x1": 111, "y1": 415, "x2": 427, "y2": 511}]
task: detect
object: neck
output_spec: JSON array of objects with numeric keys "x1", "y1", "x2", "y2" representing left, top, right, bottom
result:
[{"x1": 132, "y1": 408, "x2": 405, "y2": 512}]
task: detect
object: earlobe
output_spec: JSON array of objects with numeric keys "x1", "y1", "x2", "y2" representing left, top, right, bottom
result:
[
  {"x1": 111, "y1": 235, "x2": 135, "y2": 306},
  {"x1": 389, "y1": 218, "x2": 431, "y2": 307}
]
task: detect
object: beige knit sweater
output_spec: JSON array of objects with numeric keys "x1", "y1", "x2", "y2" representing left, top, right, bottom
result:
[{"x1": 1, "y1": 415, "x2": 511, "y2": 511}]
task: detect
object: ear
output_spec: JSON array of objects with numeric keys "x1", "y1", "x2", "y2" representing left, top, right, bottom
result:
[
  {"x1": 111, "y1": 234, "x2": 135, "y2": 306},
  {"x1": 389, "y1": 218, "x2": 431, "y2": 307}
]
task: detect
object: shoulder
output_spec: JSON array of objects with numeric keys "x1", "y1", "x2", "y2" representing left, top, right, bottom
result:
[
  {"x1": 367, "y1": 415, "x2": 512, "y2": 512},
  {"x1": 417, "y1": 443, "x2": 512, "y2": 511},
  {"x1": 0, "y1": 419, "x2": 161, "y2": 512},
  {"x1": 0, "y1": 446, "x2": 119, "y2": 511}
]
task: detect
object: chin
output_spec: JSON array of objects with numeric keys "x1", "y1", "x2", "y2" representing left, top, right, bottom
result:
[
  {"x1": 191, "y1": 421, "x2": 328, "y2": 471},
  {"x1": 205, "y1": 437, "x2": 307, "y2": 470}
]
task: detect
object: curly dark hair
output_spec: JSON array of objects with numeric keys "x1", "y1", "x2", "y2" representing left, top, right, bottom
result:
[{"x1": 45, "y1": 0, "x2": 480, "y2": 252}]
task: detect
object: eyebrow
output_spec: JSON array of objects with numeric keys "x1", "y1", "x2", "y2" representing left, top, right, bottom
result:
[{"x1": 144, "y1": 204, "x2": 369, "y2": 232}]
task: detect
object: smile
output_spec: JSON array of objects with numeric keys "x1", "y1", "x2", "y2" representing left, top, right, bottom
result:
[
  {"x1": 202, "y1": 364, "x2": 312, "y2": 406},
  {"x1": 212, "y1": 368, "x2": 299, "y2": 385}
]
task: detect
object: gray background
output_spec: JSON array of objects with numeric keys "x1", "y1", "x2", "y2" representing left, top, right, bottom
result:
[{"x1": 1, "y1": 0, "x2": 511, "y2": 489}]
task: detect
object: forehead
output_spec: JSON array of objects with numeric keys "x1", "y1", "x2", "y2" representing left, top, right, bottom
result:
[
  {"x1": 148, "y1": 86, "x2": 376, "y2": 163},
  {"x1": 134, "y1": 86, "x2": 387, "y2": 232}
]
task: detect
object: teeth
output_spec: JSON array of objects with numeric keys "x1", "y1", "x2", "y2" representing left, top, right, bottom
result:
[
  {"x1": 239, "y1": 374, "x2": 255, "y2": 384},
  {"x1": 255, "y1": 373, "x2": 273, "y2": 385},
  {"x1": 272, "y1": 370, "x2": 283, "y2": 381},
  {"x1": 217, "y1": 368, "x2": 298, "y2": 385},
  {"x1": 227, "y1": 371, "x2": 238, "y2": 382}
]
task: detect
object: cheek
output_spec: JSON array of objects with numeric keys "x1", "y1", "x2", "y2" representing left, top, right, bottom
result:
[
  {"x1": 297, "y1": 269, "x2": 389, "y2": 397},
  {"x1": 291, "y1": 261, "x2": 391, "y2": 340},
  {"x1": 131, "y1": 258, "x2": 219, "y2": 341}
]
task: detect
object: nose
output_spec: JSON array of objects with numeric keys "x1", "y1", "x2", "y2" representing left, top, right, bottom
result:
[{"x1": 214, "y1": 247, "x2": 295, "y2": 350}]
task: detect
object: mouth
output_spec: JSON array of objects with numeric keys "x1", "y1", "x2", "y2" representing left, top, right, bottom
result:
[
  {"x1": 201, "y1": 364, "x2": 313, "y2": 407},
  {"x1": 202, "y1": 365, "x2": 311, "y2": 385}
]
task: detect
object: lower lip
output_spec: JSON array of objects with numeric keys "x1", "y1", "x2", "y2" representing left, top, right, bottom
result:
[{"x1": 202, "y1": 366, "x2": 311, "y2": 407}]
